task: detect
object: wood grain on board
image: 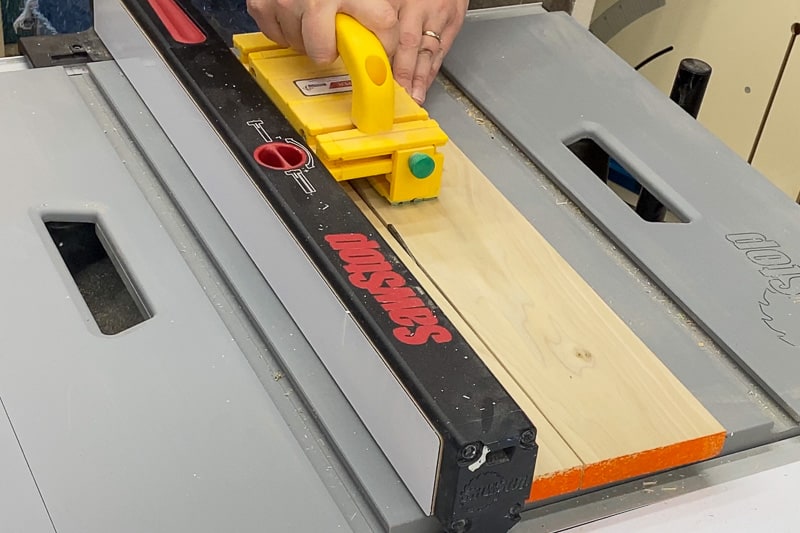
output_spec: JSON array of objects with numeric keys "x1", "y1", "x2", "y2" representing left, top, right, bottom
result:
[
  {"x1": 347, "y1": 187, "x2": 584, "y2": 500},
  {"x1": 351, "y1": 141, "x2": 725, "y2": 500}
]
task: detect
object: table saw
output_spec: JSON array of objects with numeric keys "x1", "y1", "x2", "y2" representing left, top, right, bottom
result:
[{"x1": 2, "y1": 2, "x2": 800, "y2": 532}]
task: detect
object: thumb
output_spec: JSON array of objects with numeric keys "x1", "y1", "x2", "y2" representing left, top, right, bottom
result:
[{"x1": 340, "y1": 0, "x2": 399, "y2": 58}]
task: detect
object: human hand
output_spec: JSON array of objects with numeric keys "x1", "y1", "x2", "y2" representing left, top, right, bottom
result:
[
  {"x1": 246, "y1": 0, "x2": 398, "y2": 64},
  {"x1": 388, "y1": 0, "x2": 469, "y2": 104},
  {"x1": 247, "y1": 0, "x2": 469, "y2": 105}
]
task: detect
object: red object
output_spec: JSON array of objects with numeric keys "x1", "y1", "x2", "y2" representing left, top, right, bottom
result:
[
  {"x1": 147, "y1": 0, "x2": 206, "y2": 44},
  {"x1": 253, "y1": 143, "x2": 308, "y2": 170}
]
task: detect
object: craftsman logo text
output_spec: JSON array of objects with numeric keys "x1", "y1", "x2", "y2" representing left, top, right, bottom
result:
[
  {"x1": 294, "y1": 75, "x2": 353, "y2": 96},
  {"x1": 726, "y1": 232, "x2": 800, "y2": 346},
  {"x1": 325, "y1": 233, "x2": 453, "y2": 346},
  {"x1": 458, "y1": 472, "x2": 530, "y2": 513}
]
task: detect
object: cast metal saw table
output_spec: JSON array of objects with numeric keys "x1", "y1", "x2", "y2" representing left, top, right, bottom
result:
[{"x1": 2, "y1": 1, "x2": 800, "y2": 532}]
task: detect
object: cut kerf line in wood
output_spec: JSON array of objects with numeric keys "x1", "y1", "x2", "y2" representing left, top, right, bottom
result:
[
  {"x1": 345, "y1": 183, "x2": 585, "y2": 501},
  {"x1": 352, "y1": 181, "x2": 588, "y2": 493},
  {"x1": 355, "y1": 140, "x2": 725, "y2": 496}
]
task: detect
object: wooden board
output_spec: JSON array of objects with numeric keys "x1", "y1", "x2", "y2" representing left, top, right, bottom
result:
[
  {"x1": 347, "y1": 187, "x2": 583, "y2": 501},
  {"x1": 352, "y1": 142, "x2": 726, "y2": 499}
]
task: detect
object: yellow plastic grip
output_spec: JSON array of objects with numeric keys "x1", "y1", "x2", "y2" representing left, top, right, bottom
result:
[{"x1": 335, "y1": 13, "x2": 394, "y2": 134}]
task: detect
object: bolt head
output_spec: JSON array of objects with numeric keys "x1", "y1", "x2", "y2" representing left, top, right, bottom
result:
[
  {"x1": 520, "y1": 429, "x2": 536, "y2": 448},
  {"x1": 460, "y1": 443, "x2": 479, "y2": 461},
  {"x1": 449, "y1": 518, "x2": 469, "y2": 533}
]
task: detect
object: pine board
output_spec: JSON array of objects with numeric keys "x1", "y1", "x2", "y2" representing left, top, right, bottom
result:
[
  {"x1": 352, "y1": 141, "x2": 725, "y2": 498},
  {"x1": 347, "y1": 186, "x2": 583, "y2": 501}
]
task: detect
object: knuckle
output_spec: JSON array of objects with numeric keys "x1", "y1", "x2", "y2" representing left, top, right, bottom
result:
[
  {"x1": 393, "y1": 66, "x2": 413, "y2": 82},
  {"x1": 398, "y1": 30, "x2": 420, "y2": 48},
  {"x1": 307, "y1": 45, "x2": 335, "y2": 64},
  {"x1": 374, "y1": 5, "x2": 397, "y2": 30},
  {"x1": 246, "y1": 0, "x2": 263, "y2": 15},
  {"x1": 308, "y1": 53, "x2": 332, "y2": 64}
]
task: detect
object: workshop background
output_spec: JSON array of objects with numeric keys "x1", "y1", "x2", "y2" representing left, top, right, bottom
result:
[{"x1": 589, "y1": 0, "x2": 800, "y2": 201}]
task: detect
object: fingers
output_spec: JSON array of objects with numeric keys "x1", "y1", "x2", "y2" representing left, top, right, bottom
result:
[
  {"x1": 411, "y1": 33, "x2": 439, "y2": 103},
  {"x1": 341, "y1": 0, "x2": 398, "y2": 56},
  {"x1": 429, "y1": 21, "x2": 462, "y2": 87},
  {"x1": 247, "y1": 0, "x2": 467, "y2": 101},
  {"x1": 301, "y1": 0, "x2": 397, "y2": 65},
  {"x1": 430, "y1": 48, "x2": 446, "y2": 86},
  {"x1": 301, "y1": 1, "x2": 339, "y2": 63},
  {"x1": 277, "y1": 3, "x2": 306, "y2": 53},
  {"x1": 246, "y1": 0, "x2": 288, "y2": 46},
  {"x1": 391, "y1": 0, "x2": 468, "y2": 105},
  {"x1": 391, "y1": 6, "x2": 426, "y2": 99}
]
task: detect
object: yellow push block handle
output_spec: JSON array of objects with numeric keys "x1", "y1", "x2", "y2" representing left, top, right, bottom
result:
[{"x1": 335, "y1": 14, "x2": 394, "y2": 134}]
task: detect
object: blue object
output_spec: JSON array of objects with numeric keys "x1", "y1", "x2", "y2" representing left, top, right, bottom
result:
[
  {"x1": 607, "y1": 158, "x2": 641, "y2": 194},
  {"x1": 3, "y1": 0, "x2": 90, "y2": 42},
  {"x1": 3, "y1": 1, "x2": 255, "y2": 45},
  {"x1": 37, "y1": 0, "x2": 91, "y2": 34}
]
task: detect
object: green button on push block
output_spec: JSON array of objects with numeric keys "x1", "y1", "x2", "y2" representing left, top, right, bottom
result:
[{"x1": 408, "y1": 152, "x2": 436, "y2": 179}]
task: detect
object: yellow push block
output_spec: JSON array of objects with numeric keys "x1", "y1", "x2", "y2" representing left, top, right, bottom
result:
[
  {"x1": 335, "y1": 13, "x2": 394, "y2": 135},
  {"x1": 233, "y1": 32, "x2": 285, "y2": 67},
  {"x1": 326, "y1": 157, "x2": 393, "y2": 183},
  {"x1": 316, "y1": 120, "x2": 449, "y2": 162},
  {"x1": 233, "y1": 15, "x2": 448, "y2": 203},
  {"x1": 369, "y1": 147, "x2": 444, "y2": 203}
]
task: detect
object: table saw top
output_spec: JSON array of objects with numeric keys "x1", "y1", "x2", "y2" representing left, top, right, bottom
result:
[{"x1": 2, "y1": 2, "x2": 800, "y2": 532}]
